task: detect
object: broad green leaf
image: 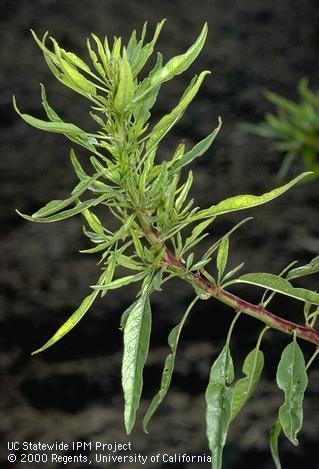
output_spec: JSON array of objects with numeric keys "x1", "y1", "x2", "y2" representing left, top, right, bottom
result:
[
  {"x1": 194, "y1": 172, "x2": 311, "y2": 220},
  {"x1": 148, "y1": 23, "x2": 207, "y2": 88},
  {"x1": 145, "y1": 71, "x2": 210, "y2": 153},
  {"x1": 113, "y1": 52, "x2": 134, "y2": 114},
  {"x1": 206, "y1": 345, "x2": 234, "y2": 469},
  {"x1": 286, "y1": 255, "x2": 319, "y2": 280},
  {"x1": 172, "y1": 117, "x2": 222, "y2": 171},
  {"x1": 13, "y1": 96, "x2": 86, "y2": 136},
  {"x1": 231, "y1": 348, "x2": 264, "y2": 420},
  {"x1": 269, "y1": 420, "x2": 282, "y2": 469},
  {"x1": 235, "y1": 272, "x2": 319, "y2": 306},
  {"x1": 217, "y1": 236, "x2": 229, "y2": 283},
  {"x1": 122, "y1": 288, "x2": 152, "y2": 434},
  {"x1": 17, "y1": 194, "x2": 109, "y2": 223},
  {"x1": 143, "y1": 298, "x2": 197, "y2": 432},
  {"x1": 276, "y1": 338, "x2": 308, "y2": 445}
]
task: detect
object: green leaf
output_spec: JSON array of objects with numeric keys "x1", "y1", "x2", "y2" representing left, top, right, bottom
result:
[
  {"x1": 206, "y1": 345, "x2": 234, "y2": 469},
  {"x1": 31, "y1": 173, "x2": 104, "y2": 218},
  {"x1": 145, "y1": 71, "x2": 210, "y2": 153},
  {"x1": 184, "y1": 217, "x2": 215, "y2": 250},
  {"x1": 113, "y1": 51, "x2": 134, "y2": 114},
  {"x1": 143, "y1": 298, "x2": 197, "y2": 432},
  {"x1": 92, "y1": 271, "x2": 146, "y2": 291},
  {"x1": 235, "y1": 272, "x2": 319, "y2": 306},
  {"x1": 286, "y1": 255, "x2": 319, "y2": 280},
  {"x1": 31, "y1": 291, "x2": 98, "y2": 355},
  {"x1": 16, "y1": 195, "x2": 106, "y2": 223},
  {"x1": 133, "y1": 52, "x2": 163, "y2": 125},
  {"x1": 31, "y1": 266, "x2": 113, "y2": 354},
  {"x1": 122, "y1": 287, "x2": 152, "y2": 434},
  {"x1": 17, "y1": 194, "x2": 109, "y2": 223},
  {"x1": 82, "y1": 209, "x2": 104, "y2": 236},
  {"x1": 194, "y1": 172, "x2": 311, "y2": 220},
  {"x1": 130, "y1": 20, "x2": 165, "y2": 76},
  {"x1": 149, "y1": 23, "x2": 208, "y2": 88},
  {"x1": 276, "y1": 338, "x2": 308, "y2": 445},
  {"x1": 175, "y1": 171, "x2": 193, "y2": 211},
  {"x1": 217, "y1": 236, "x2": 229, "y2": 283},
  {"x1": 172, "y1": 117, "x2": 222, "y2": 171},
  {"x1": 269, "y1": 420, "x2": 282, "y2": 469},
  {"x1": 13, "y1": 96, "x2": 86, "y2": 136},
  {"x1": 231, "y1": 347, "x2": 264, "y2": 420}
]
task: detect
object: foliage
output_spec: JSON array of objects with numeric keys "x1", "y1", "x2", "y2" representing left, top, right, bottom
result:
[
  {"x1": 241, "y1": 79, "x2": 319, "y2": 179},
  {"x1": 15, "y1": 21, "x2": 319, "y2": 468}
]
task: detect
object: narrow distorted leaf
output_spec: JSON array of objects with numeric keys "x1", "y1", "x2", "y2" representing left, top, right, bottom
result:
[
  {"x1": 146, "y1": 71, "x2": 210, "y2": 153},
  {"x1": 32, "y1": 291, "x2": 98, "y2": 355},
  {"x1": 269, "y1": 420, "x2": 282, "y2": 469},
  {"x1": 31, "y1": 267, "x2": 113, "y2": 354},
  {"x1": 17, "y1": 194, "x2": 109, "y2": 223},
  {"x1": 113, "y1": 51, "x2": 134, "y2": 114},
  {"x1": 148, "y1": 23, "x2": 207, "y2": 88},
  {"x1": 92, "y1": 271, "x2": 146, "y2": 291},
  {"x1": 13, "y1": 96, "x2": 86, "y2": 136},
  {"x1": 143, "y1": 298, "x2": 197, "y2": 432},
  {"x1": 276, "y1": 338, "x2": 308, "y2": 445},
  {"x1": 194, "y1": 172, "x2": 311, "y2": 220},
  {"x1": 206, "y1": 345, "x2": 234, "y2": 469},
  {"x1": 235, "y1": 272, "x2": 319, "y2": 305},
  {"x1": 31, "y1": 172, "x2": 104, "y2": 218},
  {"x1": 231, "y1": 347, "x2": 264, "y2": 420},
  {"x1": 122, "y1": 288, "x2": 152, "y2": 434},
  {"x1": 172, "y1": 117, "x2": 222, "y2": 171},
  {"x1": 286, "y1": 255, "x2": 319, "y2": 280},
  {"x1": 217, "y1": 236, "x2": 229, "y2": 283}
]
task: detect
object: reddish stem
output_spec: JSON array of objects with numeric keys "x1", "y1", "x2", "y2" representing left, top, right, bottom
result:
[{"x1": 162, "y1": 247, "x2": 319, "y2": 347}]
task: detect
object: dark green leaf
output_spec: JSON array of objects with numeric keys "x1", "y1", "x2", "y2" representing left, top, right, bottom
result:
[{"x1": 231, "y1": 348, "x2": 264, "y2": 420}]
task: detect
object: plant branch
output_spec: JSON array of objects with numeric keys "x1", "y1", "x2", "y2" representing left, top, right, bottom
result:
[{"x1": 160, "y1": 243, "x2": 319, "y2": 347}]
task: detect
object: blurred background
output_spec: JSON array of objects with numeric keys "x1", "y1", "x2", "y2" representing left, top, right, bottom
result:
[{"x1": 1, "y1": 0, "x2": 319, "y2": 468}]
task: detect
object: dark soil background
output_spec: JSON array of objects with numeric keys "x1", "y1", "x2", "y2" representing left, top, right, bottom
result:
[{"x1": 1, "y1": 1, "x2": 319, "y2": 468}]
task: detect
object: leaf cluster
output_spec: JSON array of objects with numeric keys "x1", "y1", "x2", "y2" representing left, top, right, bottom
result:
[{"x1": 241, "y1": 79, "x2": 319, "y2": 179}]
